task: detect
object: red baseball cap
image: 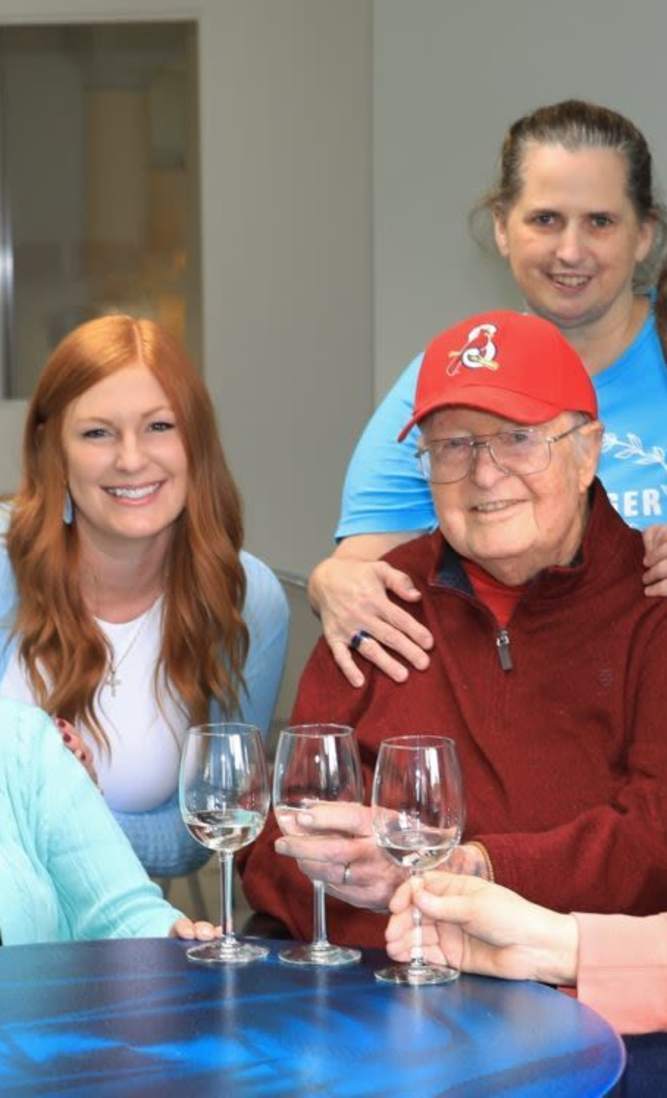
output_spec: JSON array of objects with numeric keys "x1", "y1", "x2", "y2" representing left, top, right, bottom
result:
[{"x1": 397, "y1": 310, "x2": 598, "y2": 441}]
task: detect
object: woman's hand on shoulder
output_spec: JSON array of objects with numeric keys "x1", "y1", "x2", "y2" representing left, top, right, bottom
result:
[
  {"x1": 308, "y1": 534, "x2": 434, "y2": 687},
  {"x1": 642, "y1": 523, "x2": 667, "y2": 596},
  {"x1": 55, "y1": 718, "x2": 99, "y2": 787},
  {"x1": 169, "y1": 918, "x2": 221, "y2": 941}
]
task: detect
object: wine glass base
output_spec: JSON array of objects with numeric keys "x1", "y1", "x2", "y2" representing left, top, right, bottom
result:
[
  {"x1": 186, "y1": 939, "x2": 269, "y2": 965},
  {"x1": 279, "y1": 942, "x2": 361, "y2": 967},
  {"x1": 374, "y1": 962, "x2": 459, "y2": 985}
]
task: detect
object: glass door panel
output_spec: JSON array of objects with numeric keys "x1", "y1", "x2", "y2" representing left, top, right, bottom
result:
[{"x1": 0, "y1": 21, "x2": 201, "y2": 399}]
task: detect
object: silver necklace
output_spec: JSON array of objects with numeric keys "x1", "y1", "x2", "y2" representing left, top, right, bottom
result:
[{"x1": 103, "y1": 601, "x2": 159, "y2": 698}]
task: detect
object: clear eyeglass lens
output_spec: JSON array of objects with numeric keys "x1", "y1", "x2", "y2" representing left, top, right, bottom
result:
[
  {"x1": 493, "y1": 432, "x2": 546, "y2": 467},
  {"x1": 418, "y1": 431, "x2": 550, "y2": 483}
]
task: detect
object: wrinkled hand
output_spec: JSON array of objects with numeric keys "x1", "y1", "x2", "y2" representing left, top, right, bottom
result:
[
  {"x1": 169, "y1": 918, "x2": 222, "y2": 941},
  {"x1": 643, "y1": 523, "x2": 667, "y2": 596},
  {"x1": 274, "y1": 801, "x2": 407, "y2": 911},
  {"x1": 308, "y1": 556, "x2": 433, "y2": 687},
  {"x1": 55, "y1": 718, "x2": 99, "y2": 786},
  {"x1": 385, "y1": 872, "x2": 578, "y2": 986}
]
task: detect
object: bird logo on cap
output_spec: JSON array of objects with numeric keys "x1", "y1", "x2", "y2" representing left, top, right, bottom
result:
[{"x1": 447, "y1": 323, "x2": 500, "y2": 376}]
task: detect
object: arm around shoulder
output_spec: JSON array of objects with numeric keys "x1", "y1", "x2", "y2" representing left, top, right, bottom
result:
[{"x1": 307, "y1": 536, "x2": 433, "y2": 688}]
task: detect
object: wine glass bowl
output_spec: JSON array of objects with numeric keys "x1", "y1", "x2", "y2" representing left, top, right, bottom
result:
[
  {"x1": 372, "y1": 734, "x2": 464, "y2": 985},
  {"x1": 179, "y1": 722, "x2": 270, "y2": 964},
  {"x1": 273, "y1": 723, "x2": 363, "y2": 966}
]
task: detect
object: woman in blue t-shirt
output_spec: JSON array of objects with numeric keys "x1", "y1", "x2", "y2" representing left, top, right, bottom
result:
[{"x1": 309, "y1": 99, "x2": 667, "y2": 686}]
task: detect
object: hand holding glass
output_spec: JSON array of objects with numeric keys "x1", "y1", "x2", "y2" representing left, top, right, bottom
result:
[
  {"x1": 273, "y1": 723, "x2": 363, "y2": 966},
  {"x1": 179, "y1": 722, "x2": 270, "y2": 964},
  {"x1": 372, "y1": 735, "x2": 464, "y2": 984}
]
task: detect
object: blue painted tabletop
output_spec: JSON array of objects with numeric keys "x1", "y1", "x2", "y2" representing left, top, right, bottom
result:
[{"x1": 0, "y1": 937, "x2": 624, "y2": 1097}]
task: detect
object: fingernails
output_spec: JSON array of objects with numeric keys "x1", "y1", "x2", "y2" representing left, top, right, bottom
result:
[
  {"x1": 55, "y1": 718, "x2": 66, "y2": 729},
  {"x1": 297, "y1": 812, "x2": 313, "y2": 827},
  {"x1": 275, "y1": 839, "x2": 287, "y2": 853},
  {"x1": 62, "y1": 732, "x2": 72, "y2": 744}
]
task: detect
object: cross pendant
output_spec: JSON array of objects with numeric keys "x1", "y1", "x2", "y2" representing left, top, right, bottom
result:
[{"x1": 106, "y1": 667, "x2": 121, "y2": 697}]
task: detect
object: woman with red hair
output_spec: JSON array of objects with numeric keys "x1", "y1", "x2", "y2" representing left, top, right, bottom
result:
[{"x1": 0, "y1": 314, "x2": 288, "y2": 878}]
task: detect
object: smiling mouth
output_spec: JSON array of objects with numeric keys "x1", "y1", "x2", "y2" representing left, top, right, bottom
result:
[
  {"x1": 104, "y1": 482, "x2": 162, "y2": 501},
  {"x1": 471, "y1": 500, "x2": 523, "y2": 514},
  {"x1": 547, "y1": 273, "x2": 592, "y2": 289}
]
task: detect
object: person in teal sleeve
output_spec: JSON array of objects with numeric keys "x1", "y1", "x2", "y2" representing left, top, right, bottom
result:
[
  {"x1": 0, "y1": 697, "x2": 219, "y2": 945},
  {"x1": 0, "y1": 314, "x2": 288, "y2": 880},
  {"x1": 308, "y1": 99, "x2": 667, "y2": 687}
]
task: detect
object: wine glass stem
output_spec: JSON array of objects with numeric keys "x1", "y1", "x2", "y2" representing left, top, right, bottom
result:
[
  {"x1": 219, "y1": 850, "x2": 236, "y2": 942},
  {"x1": 312, "y1": 880, "x2": 330, "y2": 949},
  {"x1": 409, "y1": 871, "x2": 425, "y2": 967}
]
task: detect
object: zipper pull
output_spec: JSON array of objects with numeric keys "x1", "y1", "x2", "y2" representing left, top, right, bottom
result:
[{"x1": 496, "y1": 628, "x2": 513, "y2": 671}]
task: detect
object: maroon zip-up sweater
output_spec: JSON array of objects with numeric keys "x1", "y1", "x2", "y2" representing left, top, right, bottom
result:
[{"x1": 240, "y1": 482, "x2": 667, "y2": 948}]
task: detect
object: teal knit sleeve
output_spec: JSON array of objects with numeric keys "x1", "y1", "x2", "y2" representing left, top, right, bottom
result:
[{"x1": 27, "y1": 706, "x2": 183, "y2": 940}]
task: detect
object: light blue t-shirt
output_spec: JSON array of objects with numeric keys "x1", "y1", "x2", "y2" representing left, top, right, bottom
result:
[{"x1": 337, "y1": 310, "x2": 667, "y2": 536}]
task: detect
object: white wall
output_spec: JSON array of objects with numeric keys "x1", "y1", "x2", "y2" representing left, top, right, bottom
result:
[
  {"x1": 0, "y1": 0, "x2": 373, "y2": 579},
  {"x1": 0, "y1": 402, "x2": 26, "y2": 494},
  {"x1": 199, "y1": 1, "x2": 373, "y2": 578},
  {"x1": 6, "y1": 1, "x2": 665, "y2": 578},
  {"x1": 373, "y1": 0, "x2": 667, "y2": 399}
]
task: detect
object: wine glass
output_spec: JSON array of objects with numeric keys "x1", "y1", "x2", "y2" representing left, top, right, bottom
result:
[
  {"x1": 273, "y1": 723, "x2": 363, "y2": 966},
  {"x1": 179, "y1": 721, "x2": 270, "y2": 964},
  {"x1": 372, "y1": 734, "x2": 464, "y2": 984}
]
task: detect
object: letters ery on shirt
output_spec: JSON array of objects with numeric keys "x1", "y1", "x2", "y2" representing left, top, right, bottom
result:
[{"x1": 600, "y1": 431, "x2": 667, "y2": 529}]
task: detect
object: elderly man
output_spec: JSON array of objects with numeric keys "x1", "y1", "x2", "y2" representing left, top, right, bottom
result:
[{"x1": 239, "y1": 310, "x2": 667, "y2": 949}]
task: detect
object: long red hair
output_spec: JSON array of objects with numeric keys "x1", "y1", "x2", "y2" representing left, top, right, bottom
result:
[{"x1": 7, "y1": 314, "x2": 248, "y2": 746}]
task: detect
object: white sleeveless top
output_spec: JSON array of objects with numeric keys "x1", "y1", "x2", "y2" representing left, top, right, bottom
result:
[{"x1": 0, "y1": 597, "x2": 189, "y2": 812}]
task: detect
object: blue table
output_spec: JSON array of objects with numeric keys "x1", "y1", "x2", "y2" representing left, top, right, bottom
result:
[{"x1": 0, "y1": 938, "x2": 624, "y2": 1097}]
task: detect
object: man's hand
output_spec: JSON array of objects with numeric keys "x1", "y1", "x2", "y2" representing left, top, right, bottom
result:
[{"x1": 274, "y1": 801, "x2": 407, "y2": 911}]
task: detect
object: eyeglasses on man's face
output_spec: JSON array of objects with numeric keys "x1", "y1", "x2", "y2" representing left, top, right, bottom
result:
[{"x1": 416, "y1": 421, "x2": 584, "y2": 485}]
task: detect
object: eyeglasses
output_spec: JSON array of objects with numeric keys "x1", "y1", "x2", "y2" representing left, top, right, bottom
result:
[{"x1": 416, "y1": 422, "x2": 584, "y2": 484}]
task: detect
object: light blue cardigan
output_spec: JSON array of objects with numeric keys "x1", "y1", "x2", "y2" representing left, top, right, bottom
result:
[
  {"x1": 0, "y1": 508, "x2": 289, "y2": 878},
  {"x1": 0, "y1": 699, "x2": 183, "y2": 944}
]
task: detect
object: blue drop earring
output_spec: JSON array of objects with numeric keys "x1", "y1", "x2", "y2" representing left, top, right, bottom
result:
[{"x1": 63, "y1": 490, "x2": 74, "y2": 526}]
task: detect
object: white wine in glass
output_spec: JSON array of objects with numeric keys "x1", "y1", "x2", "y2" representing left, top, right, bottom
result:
[
  {"x1": 179, "y1": 722, "x2": 270, "y2": 964},
  {"x1": 273, "y1": 723, "x2": 363, "y2": 966},
  {"x1": 372, "y1": 734, "x2": 464, "y2": 984}
]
